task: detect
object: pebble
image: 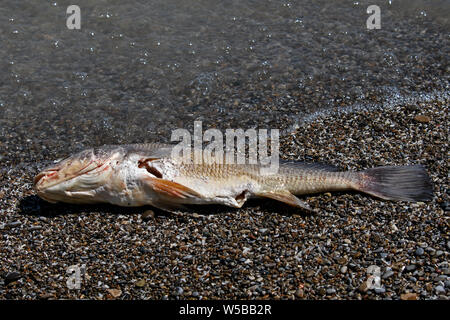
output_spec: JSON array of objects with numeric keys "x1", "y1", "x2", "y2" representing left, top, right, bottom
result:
[
  {"x1": 107, "y1": 288, "x2": 122, "y2": 298},
  {"x1": 379, "y1": 252, "x2": 388, "y2": 259},
  {"x1": 414, "y1": 115, "x2": 431, "y2": 123},
  {"x1": 7, "y1": 221, "x2": 21, "y2": 228},
  {"x1": 174, "y1": 287, "x2": 184, "y2": 296},
  {"x1": 435, "y1": 275, "x2": 448, "y2": 282},
  {"x1": 141, "y1": 210, "x2": 155, "y2": 220},
  {"x1": 382, "y1": 270, "x2": 394, "y2": 279},
  {"x1": 440, "y1": 202, "x2": 449, "y2": 212},
  {"x1": 135, "y1": 279, "x2": 146, "y2": 288},
  {"x1": 374, "y1": 287, "x2": 385, "y2": 294},
  {"x1": 358, "y1": 282, "x2": 368, "y2": 293},
  {"x1": 5, "y1": 272, "x2": 21, "y2": 285},
  {"x1": 415, "y1": 247, "x2": 424, "y2": 256},
  {"x1": 405, "y1": 265, "x2": 417, "y2": 272},
  {"x1": 435, "y1": 285, "x2": 446, "y2": 294},
  {"x1": 400, "y1": 293, "x2": 418, "y2": 300},
  {"x1": 295, "y1": 288, "x2": 304, "y2": 298},
  {"x1": 326, "y1": 288, "x2": 336, "y2": 295}
]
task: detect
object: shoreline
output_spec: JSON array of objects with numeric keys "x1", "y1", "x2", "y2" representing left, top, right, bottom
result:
[{"x1": 0, "y1": 97, "x2": 448, "y2": 300}]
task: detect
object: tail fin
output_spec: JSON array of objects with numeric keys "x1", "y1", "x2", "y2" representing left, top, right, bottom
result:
[{"x1": 357, "y1": 165, "x2": 433, "y2": 202}]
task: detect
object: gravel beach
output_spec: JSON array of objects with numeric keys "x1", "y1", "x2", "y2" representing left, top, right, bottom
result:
[
  {"x1": 0, "y1": 0, "x2": 448, "y2": 300},
  {"x1": 1, "y1": 97, "x2": 448, "y2": 300}
]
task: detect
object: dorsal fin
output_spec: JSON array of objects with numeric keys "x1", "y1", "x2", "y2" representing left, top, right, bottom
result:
[
  {"x1": 123, "y1": 143, "x2": 175, "y2": 159},
  {"x1": 280, "y1": 160, "x2": 340, "y2": 172}
]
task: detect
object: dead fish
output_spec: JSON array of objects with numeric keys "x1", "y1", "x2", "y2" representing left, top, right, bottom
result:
[{"x1": 33, "y1": 143, "x2": 433, "y2": 212}]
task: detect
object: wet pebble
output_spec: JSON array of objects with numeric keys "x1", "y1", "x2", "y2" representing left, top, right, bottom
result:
[{"x1": 415, "y1": 247, "x2": 425, "y2": 256}]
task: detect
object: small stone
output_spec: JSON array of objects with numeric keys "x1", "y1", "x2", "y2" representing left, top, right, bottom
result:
[
  {"x1": 379, "y1": 252, "x2": 388, "y2": 259},
  {"x1": 440, "y1": 202, "x2": 450, "y2": 212},
  {"x1": 435, "y1": 285, "x2": 445, "y2": 294},
  {"x1": 259, "y1": 228, "x2": 269, "y2": 235},
  {"x1": 414, "y1": 115, "x2": 430, "y2": 123},
  {"x1": 39, "y1": 293, "x2": 55, "y2": 300},
  {"x1": 382, "y1": 270, "x2": 394, "y2": 279},
  {"x1": 174, "y1": 287, "x2": 184, "y2": 295},
  {"x1": 374, "y1": 287, "x2": 385, "y2": 294},
  {"x1": 141, "y1": 210, "x2": 155, "y2": 220},
  {"x1": 306, "y1": 270, "x2": 315, "y2": 277},
  {"x1": 405, "y1": 264, "x2": 416, "y2": 272},
  {"x1": 415, "y1": 247, "x2": 424, "y2": 256},
  {"x1": 337, "y1": 257, "x2": 347, "y2": 264},
  {"x1": 359, "y1": 281, "x2": 368, "y2": 293},
  {"x1": 295, "y1": 288, "x2": 304, "y2": 298},
  {"x1": 135, "y1": 279, "x2": 146, "y2": 287},
  {"x1": 107, "y1": 288, "x2": 122, "y2": 298},
  {"x1": 400, "y1": 293, "x2": 418, "y2": 300},
  {"x1": 435, "y1": 275, "x2": 447, "y2": 282},
  {"x1": 435, "y1": 250, "x2": 444, "y2": 257},
  {"x1": 343, "y1": 239, "x2": 351, "y2": 245},
  {"x1": 340, "y1": 266, "x2": 347, "y2": 274},
  {"x1": 326, "y1": 288, "x2": 336, "y2": 295},
  {"x1": 7, "y1": 221, "x2": 21, "y2": 228},
  {"x1": 5, "y1": 272, "x2": 21, "y2": 285}
]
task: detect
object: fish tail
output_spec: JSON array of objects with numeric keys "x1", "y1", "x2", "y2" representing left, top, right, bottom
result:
[{"x1": 356, "y1": 165, "x2": 433, "y2": 202}]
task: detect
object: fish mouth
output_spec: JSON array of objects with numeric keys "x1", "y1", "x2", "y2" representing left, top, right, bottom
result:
[
  {"x1": 33, "y1": 159, "x2": 105, "y2": 191},
  {"x1": 34, "y1": 168, "x2": 60, "y2": 187},
  {"x1": 33, "y1": 168, "x2": 61, "y2": 192}
]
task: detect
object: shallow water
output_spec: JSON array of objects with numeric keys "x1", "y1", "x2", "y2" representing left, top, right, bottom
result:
[{"x1": 0, "y1": 0, "x2": 448, "y2": 164}]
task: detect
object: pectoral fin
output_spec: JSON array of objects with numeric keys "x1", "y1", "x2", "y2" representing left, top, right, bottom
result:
[
  {"x1": 146, "y1": 177, "x2": 202, "y2": 200},
  {"x1": 257, "y1": 190, "x2": 315, "y2": 212}
]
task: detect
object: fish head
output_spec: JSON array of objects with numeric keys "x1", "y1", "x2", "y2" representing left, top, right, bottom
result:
[{"x1": 33, "y1": 147, "x2": 121, "y2": 204}]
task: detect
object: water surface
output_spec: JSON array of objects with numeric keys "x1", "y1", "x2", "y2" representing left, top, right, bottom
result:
[{"x1": 0, "y1": 0, "x2": 448, "y2": 164}]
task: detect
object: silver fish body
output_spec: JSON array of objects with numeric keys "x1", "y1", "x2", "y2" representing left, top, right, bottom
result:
[{"x1": 34, "y1": 144, "x2": 433, "y2": 212}]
